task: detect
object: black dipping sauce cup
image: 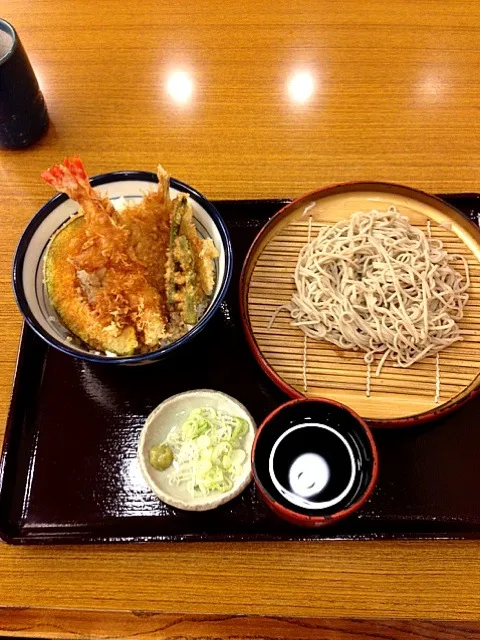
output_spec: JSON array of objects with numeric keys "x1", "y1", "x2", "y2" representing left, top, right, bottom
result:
[
  {"x1": 0, "y1": 19, "x2": 49, "y2": 149},
  {"x1": 252, "y1": 399, "x2": 378, "y2": 527}
]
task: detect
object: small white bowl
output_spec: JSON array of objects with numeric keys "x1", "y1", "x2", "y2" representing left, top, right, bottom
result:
[{"x1": 138, "y1": 390, "x2": 256, "y2": 511}]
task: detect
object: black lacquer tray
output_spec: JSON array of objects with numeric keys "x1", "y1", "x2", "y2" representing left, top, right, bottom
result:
[{"x1": 1, "y1": 195, "x2": 480, "y2": 544}]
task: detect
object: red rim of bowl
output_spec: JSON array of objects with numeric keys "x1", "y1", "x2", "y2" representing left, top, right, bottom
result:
[
  {"x1": 239, "y1": 180, "x2": 480, "y2": 428},
  {"x1": 251, "y1": 397, "x2": 379, "y2": 527}
]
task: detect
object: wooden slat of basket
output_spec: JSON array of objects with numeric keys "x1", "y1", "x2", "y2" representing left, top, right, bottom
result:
[
  {"x1": 267, "y1": 367, "x2": 464, "y2": 394},
  {"x1": 262, "y1": 238, "x2": 476, "y2": 250},
  {"x1": 305, "y1": 388, "x2": 436, "y2": 417},
  {"x1": 257, "y1": 251, "x2": 479, "y2": 264},
  {"x1": 250, "y1": 307, "x2": 480, "y2": 329},
  {"x1": 250, "y1": 309, "x2": 480, "y2": 338},
  {"x1": 259, "y1": 348, "x2": 480, "y2": 372},
  {"x1": 255, "y1": 338, "x2": 469, "y2": 392}
]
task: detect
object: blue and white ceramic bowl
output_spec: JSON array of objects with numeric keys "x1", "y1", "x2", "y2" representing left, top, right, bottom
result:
[{"x1": 13, "y1": 171, "x2": 233, "y2": 365}]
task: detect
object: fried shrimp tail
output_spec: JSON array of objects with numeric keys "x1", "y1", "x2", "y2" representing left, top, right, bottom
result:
[
  {"x1": 156, "y1": 164, "x2": 171, "y2": 207},
  {"x1": 41, "y1": 155, "x2": 89, "y2": 195},
  {"x1": 41, "y1": 156, "x2": 118, "y2": 228}
]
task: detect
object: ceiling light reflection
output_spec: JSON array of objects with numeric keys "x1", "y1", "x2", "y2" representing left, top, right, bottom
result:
[
  {"x1": 420, "y1": 75, "x2": 441, "y2": 97},
  {"x1": 288, "y1": 71, "x2": 315, "y2": 104},
  {"x1": 416, "y1": 72, "x2": 446, "y2": 105},
  {"x1": 166, "y1": 70, "x2": 194, "y2": 105}
]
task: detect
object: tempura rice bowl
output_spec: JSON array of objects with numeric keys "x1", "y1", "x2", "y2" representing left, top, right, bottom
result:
[{"x1": 13, "y1": 171, "x2": 232, "y2": 365}]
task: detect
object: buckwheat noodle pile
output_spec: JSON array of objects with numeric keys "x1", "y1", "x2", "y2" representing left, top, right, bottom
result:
[{"x1": 281, "y1": 206, "x2": 470, "y2": 383}]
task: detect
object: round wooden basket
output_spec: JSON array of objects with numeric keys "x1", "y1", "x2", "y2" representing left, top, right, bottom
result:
[{"x1": 240, "y1": 182, "x2": 480, "y2": 426}]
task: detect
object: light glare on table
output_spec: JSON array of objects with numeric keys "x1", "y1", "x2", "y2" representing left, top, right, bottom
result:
[
  {"x1": 166, "y1": 70, "x2": 194, "y2": 105},
  {"x1": 288, "y1": 71, "x2": 315, "y2": 104}
]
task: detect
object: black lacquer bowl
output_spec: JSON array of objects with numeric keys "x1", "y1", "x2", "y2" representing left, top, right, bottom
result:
[{"x1": 252, "y1": 398, "x2": 378, "y2": 527}]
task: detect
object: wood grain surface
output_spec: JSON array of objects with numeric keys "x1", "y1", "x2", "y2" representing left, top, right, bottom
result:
[
  {"x1": 2, "y1": 609, "x2": 480, "y2": 640},
  {"x1": 1, "y1": 0, "x2": 480, "y2": 638}
]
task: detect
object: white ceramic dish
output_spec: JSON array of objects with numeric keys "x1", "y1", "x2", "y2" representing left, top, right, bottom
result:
[{"x1": 138, "y1": 390, "x2": 256, "y2": 511}]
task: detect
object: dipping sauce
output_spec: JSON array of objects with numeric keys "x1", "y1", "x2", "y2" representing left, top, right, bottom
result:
[{"x1": 269, "y1": 423, "x2": 355, "y2": 510}]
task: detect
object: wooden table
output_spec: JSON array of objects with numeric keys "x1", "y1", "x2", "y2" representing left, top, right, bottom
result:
[{"x1": 1, "y1": 1, "x2": 480, "y2": 638}]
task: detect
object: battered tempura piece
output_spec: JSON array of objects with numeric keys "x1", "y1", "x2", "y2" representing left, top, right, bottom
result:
[
  {"x1": 42, "y1": 156, "x2": 218, "y2": 355},
  {"x1": 118, "y1": 165, "x2": 171, "y2": 294},
  {"x1": 174, "y1": 235, "x2": 197, "y2": 324},
  {"x1": 44, "y1": 216, "x2": 138, "y2": 354},
  {"x1": 179, "y1": 199, "x2": 218, "y2": 297},
  {"x1": 164, "y1": 194, "x2": 219, "y2": 326}
]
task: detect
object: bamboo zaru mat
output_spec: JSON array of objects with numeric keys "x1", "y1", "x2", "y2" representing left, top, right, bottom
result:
[{"x1": 245, "y1": 187, "x2": 480, "y2": 422}]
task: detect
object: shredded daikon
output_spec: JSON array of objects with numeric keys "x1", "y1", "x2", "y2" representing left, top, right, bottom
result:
[{"x1": 166, "y1": 407, "x2": 249, "y2": 497}]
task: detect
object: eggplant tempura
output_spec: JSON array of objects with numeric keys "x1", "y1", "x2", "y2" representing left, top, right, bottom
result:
[{"x1": 42, "y1": 156, "x2": 218, "y2": 355}]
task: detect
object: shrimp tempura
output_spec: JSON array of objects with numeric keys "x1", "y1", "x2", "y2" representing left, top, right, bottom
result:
[{"x1": 42, "y1": 156, "x2": 168, "y2": 353}]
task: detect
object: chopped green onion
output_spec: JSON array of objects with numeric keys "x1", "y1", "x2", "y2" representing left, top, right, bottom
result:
[
  {"x1": 212, "y1": 441, "x2": 232, "y2": 464},
  {"x1": 160, "y1": 406, "x2": 251, "y2": 498},
  {"x1": 232, "y1": 418, "x2": 248, "y2": 441}
]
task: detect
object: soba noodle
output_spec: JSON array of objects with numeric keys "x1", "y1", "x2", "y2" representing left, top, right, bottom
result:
[{"x1": 283, "y1": 206, "x2": 470, "y2": 378}]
